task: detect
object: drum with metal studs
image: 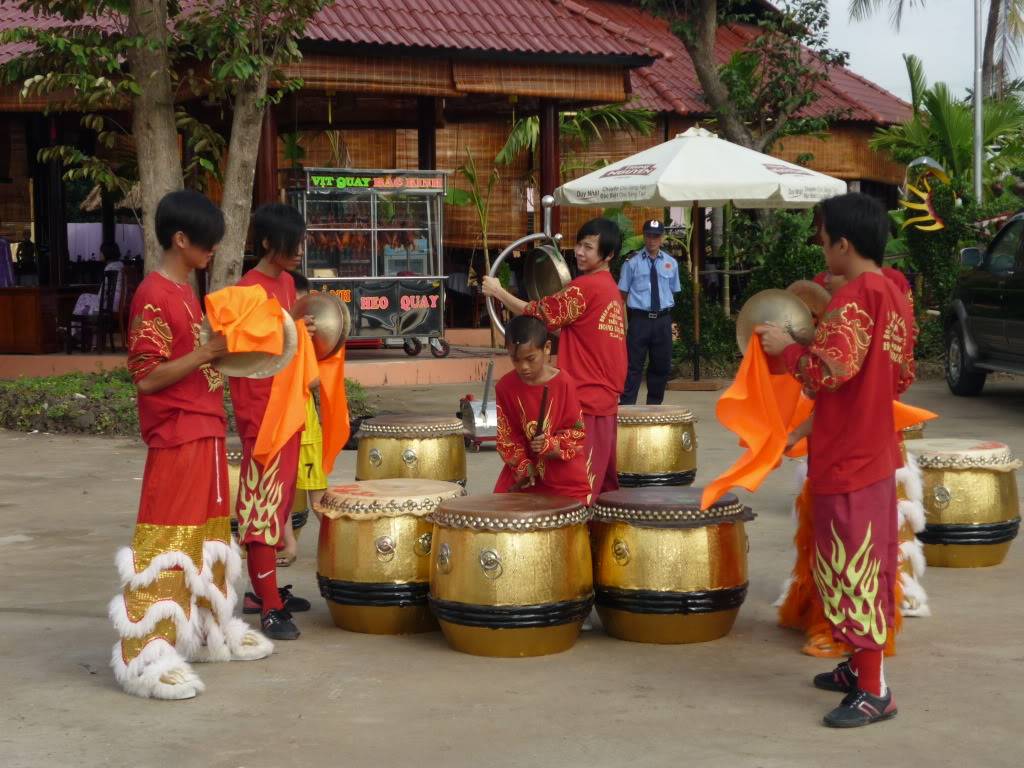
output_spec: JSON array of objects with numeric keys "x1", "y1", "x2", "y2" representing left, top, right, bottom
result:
[
  {"x1": 905, "y1": 438, "x2": 1021, "y2": 568},
  {"x1": 429, "y1": 494, "x2": 593, "y2": 657},
  {"x1": 616, "y1": 405, "x2": 698, "y2": 487},
  {"x1": 356, "y1": 415, "x2": 467, "y2": 486},
  {"x1": 590, "y1": 487, "x2": 753, "y2": 644},
  {"x1": 315, "y1": 479, "x2": 465, "y2": 634}
]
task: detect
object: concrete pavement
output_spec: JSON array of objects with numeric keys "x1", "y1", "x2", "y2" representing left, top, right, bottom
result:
[{"x1": 1, "y1": 378, "x2": 1022, "y2": 767}]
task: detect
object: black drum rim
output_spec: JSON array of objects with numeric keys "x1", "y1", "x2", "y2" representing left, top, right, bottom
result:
[
  {"x1": 317, "y1": 574, "x2": 430, "y2": 608},
  {"x1": 617, "y1": 470, "x2": 697, "y2": 488},
  {"x1": 918, "y1": 519, "x2": 1020, "y2": 546},
  {"x1": 595, "y1": 584, "x2": 748, "y2": 615},
  {"x1": 429, "y1": 594, "x2": 594, "y2": 629}
]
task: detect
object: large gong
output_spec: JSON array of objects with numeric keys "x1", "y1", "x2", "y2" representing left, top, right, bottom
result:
[{"x1": 522, "y1": 244, "x2": 572, "y2": 302}]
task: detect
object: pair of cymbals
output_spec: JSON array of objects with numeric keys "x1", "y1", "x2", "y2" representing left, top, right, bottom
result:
[
  {"x1": 735, "y1": 280, "x2": 830, "y2": 358},
  {"x1": 201, "y1": 292, "x2": 351, "y2": 379}
]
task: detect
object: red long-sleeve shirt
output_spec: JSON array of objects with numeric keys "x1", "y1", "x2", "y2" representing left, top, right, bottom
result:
[
  {"x1": 494, "y1": 369, "x2": 593, "y2": 506},
  {"x1": 523, "y1": 271, "x2": 626, "y2": 416},
  {"x1": 783, "y1": 271, "x2": 916, "y2": 494}
]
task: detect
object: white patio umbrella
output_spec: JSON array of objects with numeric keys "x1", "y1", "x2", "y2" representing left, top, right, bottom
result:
[{"x1": 554, "y1": 127, "x2": 847, "y2": 380}]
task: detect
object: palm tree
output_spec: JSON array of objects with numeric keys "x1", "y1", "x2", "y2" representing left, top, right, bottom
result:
[
  {"x1": 870, "y1": 54, "x2": 1024, "y2": 185},
  {"x1": 849, "y1": 0, "x2": 1024, "y2": 97}
]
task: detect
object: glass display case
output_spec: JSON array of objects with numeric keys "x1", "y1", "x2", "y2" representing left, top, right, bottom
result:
[{"x1": 292, "y1": 169, "x2": 449, "y2": 356}]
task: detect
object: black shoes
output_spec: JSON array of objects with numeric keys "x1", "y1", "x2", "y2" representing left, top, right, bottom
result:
[
  {"x1": 261, "y1": 609, "x2": 301, "y2": 641},
  {"x1": 244, "y1": 585, "x2": 312, "y2": 614},
  {"x1": 823, "y1": 688, "x2": 898, "y2": 728},
  {"x1": 813, "y1": 660, "x2": 858, "y2": 693}
]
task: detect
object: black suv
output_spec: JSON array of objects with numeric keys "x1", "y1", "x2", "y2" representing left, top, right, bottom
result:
[{"x1": 945, "y1": 212, "x2": 1024, "y2": 395}]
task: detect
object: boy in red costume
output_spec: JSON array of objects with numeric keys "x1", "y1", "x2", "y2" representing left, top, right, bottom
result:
[
  {"x1": 483, "y1": 218, "x2": 626, "y2": 498},
  {"x1": 110, "y1": 190, "x2": 272, "y2": 700},
  {"x1": 759, "y1": 193, "x2": 916, "y2": 728},
  {"x1": 494, "y1": 315, "x2": 592, "y2": 506},
  {"x1": 231, "y1": 203, "x2": 313, "y2": 641}
]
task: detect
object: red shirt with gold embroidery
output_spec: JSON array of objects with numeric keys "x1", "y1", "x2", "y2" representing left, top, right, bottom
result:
[
  {"x1": 127, "y1": 272, "x2": 226, "y2": 447},
  {"x1": 523, "y1": 271, "x2": 626, "y2": 416},
  {"x1": 494, "y1": 369, "x2": 593, "y2": 505},
  {"x1": 813, "y1": 267, "x2": 914, "y2": 309},
  {"x1": 229, "y1": 269, "x2": 297, "y2": 440},
  {"x1": 782, "y1": 271, "x2": 916, "y2": 494}
]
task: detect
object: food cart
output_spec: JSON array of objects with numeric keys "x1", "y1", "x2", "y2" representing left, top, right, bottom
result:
[{"x1": 291, "y1": 168, "x2": 450, "y2": 357}]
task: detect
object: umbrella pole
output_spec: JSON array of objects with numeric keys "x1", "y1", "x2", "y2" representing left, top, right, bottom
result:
[{"x1": 691, "y1": 202, "x2": 702, "y2": 382}]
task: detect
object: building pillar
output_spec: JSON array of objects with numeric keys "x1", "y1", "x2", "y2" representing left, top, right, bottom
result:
[
  {"x1": 417, "y1": 97, "x2": 437, "y2": 171},
  {"x1": 44, "y1": 117, "x2": 67, "y2": 286},
  {"x1": 539, "y1": 99, "x2": 560, "y2": 234},
  {"x1": 254, "y1": 108, "x2": 279, "y2": 206}
]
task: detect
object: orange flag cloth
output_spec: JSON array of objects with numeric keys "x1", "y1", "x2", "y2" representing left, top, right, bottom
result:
[
  {"x1": 204, "y1": 284, "x2": 284, "y2": 354},
  {"x1": 700, "y1": 337, "x2": 813, "y2": 509},
  {"x1": 254, "y1": 319, "x2": 319, "y2": 466},
  {"x1": 701, "y1": 339, "x2": 939, "y2": 509},
  {"x1": 317, "y1": 345, "x2": 351, "y2": 476}
]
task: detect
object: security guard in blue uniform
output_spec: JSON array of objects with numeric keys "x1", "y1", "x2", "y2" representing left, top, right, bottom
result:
[{"x1": 618, "y1": 220, "x2": 681, "y2": 405}]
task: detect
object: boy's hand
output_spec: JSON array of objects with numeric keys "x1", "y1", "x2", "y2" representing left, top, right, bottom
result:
[
  {"x1": 199, "y1": 332, "x2": 228, "y2": 363},
  {"x1": 755, "y1": 322, "x2": 792, "y2": 357},
  {"x1": 303, "y1": 314, "x2": 317, "y2": 338},
  {"x1": 481, "y1": 275, "x2": 501, "y2": 297},
  {"x1": 529, "y1": 434, "x2": 547, "y2": 454},
  {"x1": 511, "y1": 474, "x2": 536, "y2": 491}
]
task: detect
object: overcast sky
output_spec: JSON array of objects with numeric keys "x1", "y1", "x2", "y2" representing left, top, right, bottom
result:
[{"x1": 826, "y1": 0, "x2": 978, "y2": 102}]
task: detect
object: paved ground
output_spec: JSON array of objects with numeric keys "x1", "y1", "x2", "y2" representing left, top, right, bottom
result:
[{"x1": 1, "y1": 378, "x2": 1022, "y2": 768}]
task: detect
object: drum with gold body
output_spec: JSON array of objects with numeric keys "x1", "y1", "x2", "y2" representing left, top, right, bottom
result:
[
  {"x1": 616, "y1": 405, "x2": 697, "y2": 487},
  {"x1": 590, "y1": 487, "x2": 753, "y2": 644},
  {"x1": 315, "y1": 479, "x2": 464, "y2": 634},
  {"x1": 356, "y1": 415, "x2": 467, "y2": 486},
  {"x1": 902, "y1": 422, "x2": 926, "y2": 442},
  {"x1": 429, "y1": 494, "x2": 593, "y2": 657},
  {"x1": 906, "y1": 438, "x2": 1021, "y2": 568}
]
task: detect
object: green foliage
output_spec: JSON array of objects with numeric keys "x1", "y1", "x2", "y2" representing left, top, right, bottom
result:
[
  {"x1": 915, "y1": 314, "x2": 945, "y2": 360},
  {"x1": 902, "y1": 181, "x2": 970, "y2": 309},
  {"x1": 448, "y1": 148, "x2": 500, "y2": 272},
  {"x1": 871, "y1": 56, "x2": 1024, "y2": 186},
  {"x1": 734, "y1": 209, "x2": 825, "y2": 300},
  {"x1": 672, "y1": 275, "x2": 738, "y2": 368},
  {"x1": 0, "y1": 370, "x2": 375, "y2": 436}
]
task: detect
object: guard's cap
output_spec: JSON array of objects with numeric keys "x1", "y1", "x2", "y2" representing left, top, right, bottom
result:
[{"x1": 643, "y1": 219, "x2": 665, "y2": 236}]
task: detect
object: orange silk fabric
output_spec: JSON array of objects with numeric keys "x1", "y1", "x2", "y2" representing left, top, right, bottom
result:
[
  {"x1": 204, "y1": 285, "x2": 284, "y2": 354},
  {"x1": 317, "y1": 346, "x2": 350, "y2": 476},
  {"x1": 254, "y1": 319, "x2": 319, "y2": 466}
]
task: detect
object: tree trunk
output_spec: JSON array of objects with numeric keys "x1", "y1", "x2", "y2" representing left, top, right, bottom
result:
[
  {"x1": 679, "y1": 0, "x2": 754, "y2": 148},
  {"x1": 210, "y1": 69, "x2": 270, "y2": 291},
  {"x1": 982, "y1": 0, "x2": 1001, "y2": 98},
  {"x1": 126, "y1": 0, "x2": 184, "y2": 274}
]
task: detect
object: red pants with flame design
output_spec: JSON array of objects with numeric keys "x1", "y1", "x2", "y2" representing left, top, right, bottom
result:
[{"x1": 234, "y1": 435, "x2": 300, "y2": 550}]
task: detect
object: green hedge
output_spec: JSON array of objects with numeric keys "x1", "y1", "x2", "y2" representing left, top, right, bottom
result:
[{"x1": 0, "y1": 369, "x2": 376, "y2": 437}]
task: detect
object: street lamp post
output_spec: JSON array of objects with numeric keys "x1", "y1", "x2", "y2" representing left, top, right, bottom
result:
[{"x1": 974, "y1": 0, "x2": 984, "y2": 204}]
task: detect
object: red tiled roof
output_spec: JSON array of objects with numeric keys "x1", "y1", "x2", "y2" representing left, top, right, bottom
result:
[
  {"x1": 581, "y1": 0, "x2": 911, "y2": 125},
  {"x1": 0, "y1": 0, "x2": 656, "y2": 64}
]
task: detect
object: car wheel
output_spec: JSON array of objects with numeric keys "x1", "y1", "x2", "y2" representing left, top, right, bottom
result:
[{"x1": 945, "y1": 323, "x2": 986, "y2": 396}]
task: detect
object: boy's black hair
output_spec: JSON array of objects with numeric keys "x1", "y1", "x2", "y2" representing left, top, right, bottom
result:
[
  {"x1": 290, "y1": 270, "x2": 310, "y2": 292},
  {"x1": 507, "y1": 315, "x2": 549, "y2": 353},
  {"x1": 818, "y1": 193, "x2": 889, "y2": 267},
  {"x1": 576, "y1": 217, "x2": 622, "y2": 261},
  {"x1": 155, "y1": 190, "x2": 225, "y2": 251},
  {"x1": 253, "y1": 203, "x2": 305, "y2": 260}
]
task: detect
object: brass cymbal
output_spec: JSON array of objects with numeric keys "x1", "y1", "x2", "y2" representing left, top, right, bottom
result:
[
  {"x1": 735, "y1": 289, "x2": 815, "y2": 356},
  {"x1": 786, "y1": 279, "x2": 831, "y2": 322},
  {"x1": 293, "y1": 292, "x2": 351, "y2": 360},
  {"x1": 523, "y1": 244, "x2": 571, "y2": 302},
  {"x1": 199, "y1": 312, "x2": 298, "y2": 379}
]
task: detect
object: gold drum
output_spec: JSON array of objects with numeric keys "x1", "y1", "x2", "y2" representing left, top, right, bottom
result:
[
  {"x1": 429, "y1": 494, "x2": 593, "y2": 657},
  {"x1": 616, "y1": 405, "x2": 697, "y2": 487},
  {"x1": 902, "y1": 422, "x2": 926, "y2": 442},
  {"x1": 906, "y1": 438, "x2": 1021, "y2": 568},
  {"x1": 591, "y1": 486, "x2": 753, "y2": 644},
  {"x1": 315, "y1": 479, "x2": 465, "y2": 634},
  {"x1": 356, "y1": 415, "x2": 467, "y2": 486}
]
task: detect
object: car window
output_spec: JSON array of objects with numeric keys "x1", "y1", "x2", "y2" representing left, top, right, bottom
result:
[{"x1": 985, "y1": 220, "x2": 1024, "y2": 273}]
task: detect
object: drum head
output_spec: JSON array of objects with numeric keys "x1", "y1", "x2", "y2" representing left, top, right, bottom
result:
[
  {"x1": 593, "y1": 486, "x2": 752, "y2": 528},
  {"x1": 318, "y1": 478, "x2": 464, "y2": 520},
  {"x1": 358, "y1": 414, "x2": 465, "y2": 439},
  {"x1": 523, "y1": 244, "x2": 571, "y2": 302},
  {"x1": 199, "y1": 313, "x2": 298, "y2": 379},
  {"x1": 293, "y1": 292, "x2": 351, "y2": 360},
  {"x1": 617, "y1": 404, "x2": 695, "y2": 425},
  {"x1": 432, "y1": 493, "x2": 588, "y2": 531},
  {"x1": 736, "y1": 289, "x2": 815, "y2": 355},
  {"x1": 905, "y1": 438, "x2": 1016, "y2": 468}
]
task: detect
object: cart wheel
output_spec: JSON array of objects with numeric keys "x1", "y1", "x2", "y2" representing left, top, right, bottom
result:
[
  {"x1": 403, "y1": 337, "x2": 423, "y2": 356},
  {"x1": 430, "y1": 338, "x2": 451, "y2": 358},
  {"x1": 470, "y1": 441, "x2": 482, "y2": 453}
]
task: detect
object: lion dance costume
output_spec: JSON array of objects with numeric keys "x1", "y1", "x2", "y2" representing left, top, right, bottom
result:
[{"x1": 109, "y1": 272, "x2": 272, "y2": 700}]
